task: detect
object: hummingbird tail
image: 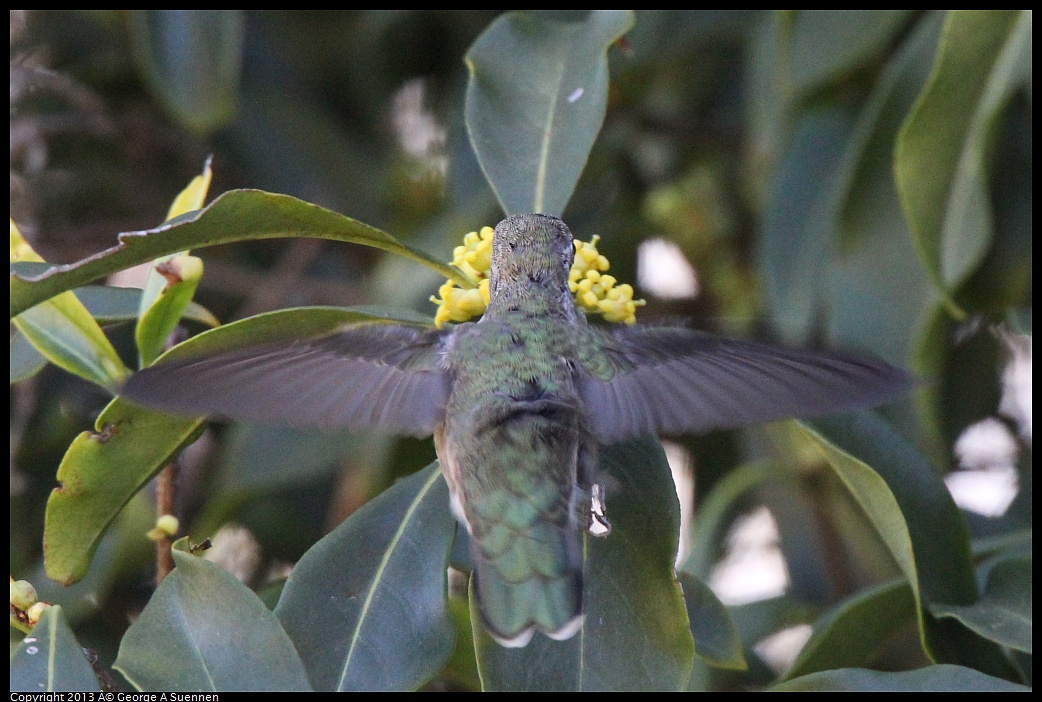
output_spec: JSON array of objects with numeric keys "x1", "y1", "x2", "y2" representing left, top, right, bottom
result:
[{"x1": 472, "y1": 525, "x2": 583, "y2": 648}]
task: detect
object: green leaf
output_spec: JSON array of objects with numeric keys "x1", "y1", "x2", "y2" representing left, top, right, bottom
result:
[
  {"x1": 772, "y1": 665, "x2": 1030, "y2": 692},
  {"x1": 155, "y1": 305, "x2": 436, "y2": 363},
  {"x1": 74, "y1": 284, "x2": 219, "y2": 327},
  {"x1": 44, "y1": 400, "x2": 203, "y2": 585},
  {"x1": 678, "y1": 572, "x2": 747, "y2": 671},
  {"x1": 136, "y1": 159, "x2": 214, "y2": 366},
  {"x1": 135, "y1": 254, "x2": 205, "y2": 366},
  {"x1": 796, "y1": 414, "x2": 949, "y2": 660},
  {"x1": 11, "y1": 244, "x2": 131, "y2": 390},
  {"x1": 932, "y1": 555, "x2": 1032, "y2": 653},
  {"x1": 29, "y1": 494, "x2": 154, "y2": 625},
  {"x1": 114, "y1": 539, "x2": 311, "y2": 692},
  {"x1": 473, "y1": 438, "x2": 694, "y2": 691},
  {"x1": 759, "y1": 107, "x2": 854, "y2": 342},
  {"x1": 11, "y1": 285, "x2": 218, "y2": 383},
  {"x1": 10, "y1": 606, "x2": 101, "y2": 693},
  {"x1": 894, "y1": 10, "x2": 1029, "y2": 313},
  {"x1": 10, "y1": 189, "x2": 471, "y2": 319},
  {"x1": 799, "y1": 414, "x2": 1019, "y2": 675},
  {"x1": 465, "y1": 10, "x2": 634, "y2": 216},
  {"x1": 789, "y1": 10, "x2": 911, "y2": 98},
  {"x1": 827, "y1": 12, "x2": 943, "y2": 369},
  {"x1": 783, "y1": 579, "x2": 916, "y2": 680},
  {"x1": 128, "y1": 11, "x2": 243, "y2": 133},
  {"x1": 802, "y1": 414, "x2": 978, "y2": 607},
  {"x1": 10, "y1": 330, "x2": 47, "y2": 383},
  {"x1": 275, "y1": 464, "x2": 456, "y2": 692}
]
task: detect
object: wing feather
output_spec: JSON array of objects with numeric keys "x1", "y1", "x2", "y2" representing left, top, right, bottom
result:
[
  {"x1": 580, "y1": 326, "x2": 912, "y2": 443},
  {"x1": 122, "y1": 325, "x2": 451, "y2": 437}
]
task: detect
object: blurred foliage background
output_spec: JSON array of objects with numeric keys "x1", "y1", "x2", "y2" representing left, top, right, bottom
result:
[{"x1": 10, "y1": 10, "x2": 1031, "y2": 691}]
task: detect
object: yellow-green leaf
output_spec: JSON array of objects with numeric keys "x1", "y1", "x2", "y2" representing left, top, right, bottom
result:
[{"x1": 11, "y1": 220, "x2": 130, "y2": 391}]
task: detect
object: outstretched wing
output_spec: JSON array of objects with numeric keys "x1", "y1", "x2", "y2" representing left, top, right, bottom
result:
[
  {"x1": 579, "y1": 326, "x2": 912, "y2": 444},
  {"x1": 122, "y1": 324, "x2": 452, "y2": 437}
]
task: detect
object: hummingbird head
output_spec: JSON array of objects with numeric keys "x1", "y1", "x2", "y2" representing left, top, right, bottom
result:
[{"x1": 488, "y1": 214, "x2": 575, "y2": 299}]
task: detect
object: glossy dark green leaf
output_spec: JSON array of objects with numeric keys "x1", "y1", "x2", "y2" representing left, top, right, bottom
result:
[
  {"x1": 772, "y1": 665, "x2": 1029, "y2": 692},
  {"x1": 44, "y1": 400, "x2": 203, "y2": 585},
  {"x1": 465, "y1": 10, "x2": 634, "y2": 216},
  {"x1": 10, "y1": 189, "x2": 471, "y2": 319},
  {"x1": 275, "y1": 464, "x2": 456, "y2": 692},
  {"x1": 932, "y1": 555, "x2": 1032, "y2": 653},
  {"x1": 473, "y1": 438, "x2": 694, "y2": 691},
  {"x1": 799, "y1": 413, "x2": 1004, "y2": 671},
  {"x1": 802, "y1": 414, "x2": 978, "y2": 607},
  {"x1": 114, "y1": 539, "x2": 311, "y2": 692},
  {"x1": 128, "y1": 10, "x2": 243, "y2": 133},
  {"x1": 784, "y1": 579, "x2": 917, "y2": 680},
  {"x1": 759, "y1": 107, "x2": 853, "y2": 342},
  {"x1": 789, "y1": 10, "x2": 911, "y2": 98},
  {"x1": 10, "y1": 606, "x2": 101, "y2": 693},
  {"x1": 895, "y1": 10, "x2": 1029, "y2": 309},
  {"x1": 678, "y1": 572, "x2": 747, "y2": 670}
]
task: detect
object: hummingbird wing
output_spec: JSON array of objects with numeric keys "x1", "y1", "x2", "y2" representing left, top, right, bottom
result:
[
  {"x1": 121, "y1": 324, "x2": 452, "y2": 437},
  {"x1": 578, "y1": 326, "x2": 912, "y2": 444}
]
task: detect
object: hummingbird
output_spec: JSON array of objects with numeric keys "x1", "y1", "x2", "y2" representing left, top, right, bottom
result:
[{"x1": 122, "y1": 213, "x2": 911, "y2": 647}]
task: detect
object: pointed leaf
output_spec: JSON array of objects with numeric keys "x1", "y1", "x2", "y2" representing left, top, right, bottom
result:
[
  {"x1": 75, "y1": 285, "x2": 219, "y2": 327},
  {"x1": 802, "y1": 413, "x2": 978, "y2": 606},
  {"x1": 10, "y1": 189, "x2": 471, "y2": 319},
  {"x1": 789, "y1": 10, "x2": 911, "y2": 98},
  {"x1": 275, "y1": 464, "x2": 456, "y2": 691},
  {"x1": 10, "y1": 606, "x2": 101, "y2": 693},
  {"x1": 772, "y1": 665, "x2": 1029, "y2": 692},
  {"x1": 474, "y1": 437, "x2": 694, "y2": 691},
  {"x1": 465, "y1": 11, "x2": 634, "y2": 216},
  {"x1": 825, "y1": 13, "x2": 942, "y2": 369},
  {"x1": 44, "y1": 400, "x2": 204, "y2": 585},
  {"x1": 678, "y1": 572, "x2": 747, "y2": 671},
  {"x1": 894, "y1": 10, "x2": 1030, "y2": 311},
  {"x1": 784, "y1": 579, "x2": 916, "y2": 680},
  {"x1": 154, "y1": 305, "x2": 436, "y2": 363},
  {"x1": 114, "y1": 539, "x2": 311, "y2": 692},
  {"x1": 128, "y1": 11, "x2": 243, "y2": 133},
  {"x1": 11, "y1": 221, "x2": 130, "y2": 391},
  {"x1": 932, "y1": 555, "x2": 1032, "y2": 653},
  {"x1": 135, "y1": 254, "x2": 205, "y2": 366},
  {"x1": 799, "y1": 413, "x2": 1017, "y2": 675},
  {"x1": 136, "y1": 158, "x2": 214, "y2": 366},
  {"x1": 11, "y1": 285, "x2": 218, "y2": 383}
]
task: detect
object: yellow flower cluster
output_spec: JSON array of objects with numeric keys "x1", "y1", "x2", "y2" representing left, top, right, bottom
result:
[
  {"x1": 431, "y1": 226, "x2": 494, "y2": 328},
  {"x1": 431, "y1": 227, "x2": 645, "y2": 327},
  {"x1": 568, "y1": 235, "x2": 645, "y2": 325}
]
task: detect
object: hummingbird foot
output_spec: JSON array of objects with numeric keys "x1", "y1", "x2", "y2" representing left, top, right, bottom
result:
[{"x1": 589, "y1": 483, "x2": 611, "y2": 537}]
